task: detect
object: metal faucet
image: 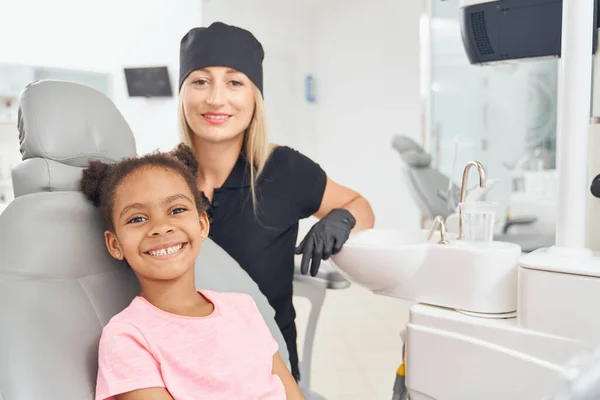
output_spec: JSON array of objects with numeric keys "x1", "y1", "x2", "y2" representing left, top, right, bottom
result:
[
  {"x1": 458, "y1": 161, "x2": 487, "y2": 240},
  {"x1": 427, "y1": 215, "x2": 448, "y2": 244}
]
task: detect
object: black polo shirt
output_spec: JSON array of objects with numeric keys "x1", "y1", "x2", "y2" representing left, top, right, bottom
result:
[{"x1": 201, "y1": 145, "x2": 327, "y2": 375}]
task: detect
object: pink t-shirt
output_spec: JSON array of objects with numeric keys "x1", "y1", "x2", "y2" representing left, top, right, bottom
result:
[{"x1": 95, "y1": 290, "x2": 286, "y2": 400}]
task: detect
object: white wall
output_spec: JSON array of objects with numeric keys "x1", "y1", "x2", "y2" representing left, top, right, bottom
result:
[
  {"x1": 203, "y1": 0, "x2": 423, "y2": 230},
  {"x1": 0, "y1": 0, "x2": 203, "y2": 155},
  {"x1": 312, "y1": 0, "x2": 423, "y2": 229}
]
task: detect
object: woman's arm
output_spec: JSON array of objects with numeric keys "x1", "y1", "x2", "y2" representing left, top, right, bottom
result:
[
  {"x1": 314, "y1": 176, "x2": 375, "y2": 230},
  {"x1": 272, "y1": 352, "x2": 306, "y2": 400},
  {"x1": 117, "y1": 388, "x2": 174, "y2": 400}
]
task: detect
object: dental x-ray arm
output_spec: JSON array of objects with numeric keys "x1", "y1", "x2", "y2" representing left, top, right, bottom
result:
[{"x1": 459, "y1": 0, "x2": 598, "y2": 65}]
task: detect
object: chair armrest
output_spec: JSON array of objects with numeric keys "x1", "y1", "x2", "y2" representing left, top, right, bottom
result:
[
  {"x1": 494, "y1": 233, "x2": 555, "y2": 253},
  {"x1": 503, "y1": 215, "x2": 537, "y2": 234},
  {"x1": 293, "y1": 257, "x2": 351, "y2": 290}
]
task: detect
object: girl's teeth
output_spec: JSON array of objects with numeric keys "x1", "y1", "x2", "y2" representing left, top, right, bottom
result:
[
  {"x1": 148, "y1": 244, "x2": 183, "y2": 256},
  {"x1": 205, "y1": 115, "x2": 229, "y2": 119}
]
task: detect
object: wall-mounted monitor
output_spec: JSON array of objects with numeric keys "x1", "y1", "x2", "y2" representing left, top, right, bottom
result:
[{"x1": 123, "y1": 66, "x2": 173, "y2": 98}]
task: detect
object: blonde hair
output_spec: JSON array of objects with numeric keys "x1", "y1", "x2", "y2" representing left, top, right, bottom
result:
[{"x1": 178, "y1": 80, "x2": 275, "y2": 212}]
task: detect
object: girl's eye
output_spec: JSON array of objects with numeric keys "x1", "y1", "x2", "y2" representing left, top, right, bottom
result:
[
  {"x1": 128, "y1": 216, "x2": 146, "y2": 224},
  {"x1": 230, "y1": 80, "x2": 243, "y2": 86},
  {"x1": 193, "y1": 79, "x2": 208, "y2": 85},
  {"x1": 171, "y1": 207, "x2": 187, "y2": 215}
]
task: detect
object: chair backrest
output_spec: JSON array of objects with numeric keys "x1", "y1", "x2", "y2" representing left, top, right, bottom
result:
[
  {"x1": 0, "y1": 80, "x2": 287, "y2": 400},
  {"x1": 391, "y1": 135, "x2": 457, "y2": 219}
]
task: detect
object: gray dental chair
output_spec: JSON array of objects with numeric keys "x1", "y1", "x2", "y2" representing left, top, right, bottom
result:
[
  {"x1": 0, "y1": 80, "x2": 341, "y2": 399},
  {"x1": 391, "y1": 136, "x2": 458, "y2": 220},
  {"x1": 392, "y1": 135, "x2": 555, "y2": 252}
]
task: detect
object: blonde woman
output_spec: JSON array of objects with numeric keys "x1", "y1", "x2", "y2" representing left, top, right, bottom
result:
[{"x1": 178, "y1": 22, "x2": 375, "y2": 382}]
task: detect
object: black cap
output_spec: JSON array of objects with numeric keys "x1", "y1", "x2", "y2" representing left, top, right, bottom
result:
[{"x1": 179, "y1": 22, "x2": 264, "y2": 95}]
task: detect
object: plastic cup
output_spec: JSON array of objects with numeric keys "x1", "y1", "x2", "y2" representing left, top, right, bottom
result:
[{"x1": 459, "y1": 201, "x2": 498, "y2": 243}]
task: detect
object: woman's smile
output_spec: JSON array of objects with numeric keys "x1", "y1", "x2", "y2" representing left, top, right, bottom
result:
[{"x1": 202, "y1": 112, "x2": 231, "y2": 125}]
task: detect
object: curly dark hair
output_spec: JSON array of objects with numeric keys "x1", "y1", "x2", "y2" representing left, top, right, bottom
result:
[{"x1": 80, "y1": 143, "x2": 208, "y2": 231}]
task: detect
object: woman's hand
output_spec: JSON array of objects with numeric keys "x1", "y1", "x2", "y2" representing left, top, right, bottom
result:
[
  {"x1": 295, "y1": 208, "x2": 355, "y2": 276},
  {"x1": 296, "y1": 176, "x2": 375, "y2": 277}
]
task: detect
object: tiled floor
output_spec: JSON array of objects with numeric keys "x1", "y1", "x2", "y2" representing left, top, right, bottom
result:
[{"x1": 293, "y1": 282, "x2": 413, "y2": 400}]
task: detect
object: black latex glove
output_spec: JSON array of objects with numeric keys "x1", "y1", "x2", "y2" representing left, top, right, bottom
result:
[{"x1": 295, "y1": 208, "x2": 356, "y2": 277}]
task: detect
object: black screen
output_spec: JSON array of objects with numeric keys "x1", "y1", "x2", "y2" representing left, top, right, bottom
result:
[{"x1": 123, "y1": 66, "x2": 173, "y2": 97}]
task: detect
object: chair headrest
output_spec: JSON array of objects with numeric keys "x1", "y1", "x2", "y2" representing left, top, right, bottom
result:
[
  {"x1": 13, "y1": 80, "x2": 137, "y2": 197},
  {"x1": 391, "y1": 135, "x2": 432, "y2": 168}
]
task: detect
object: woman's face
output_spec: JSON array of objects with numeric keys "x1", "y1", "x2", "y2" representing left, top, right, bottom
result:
[
  {"x1": 104, "y1": 166, "x2": 209, "y2": 283},
  {"x1": 182, "y1": 66, "x2": 256, "y2": 145}
]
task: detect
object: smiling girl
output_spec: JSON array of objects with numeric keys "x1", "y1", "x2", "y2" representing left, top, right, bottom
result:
[{"x1": 81, "y1": 144, "x2": 304, "y2": 400}]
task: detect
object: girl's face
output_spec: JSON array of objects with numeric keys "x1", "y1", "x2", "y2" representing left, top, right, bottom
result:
[
  {"x1": 182, "y1": 66, "x2": 256, "y2": 145},
  {"x1": 104, "y1": 166, "x2": 209, "y2": 282}
]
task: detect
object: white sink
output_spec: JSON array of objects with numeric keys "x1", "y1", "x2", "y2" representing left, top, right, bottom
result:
[
  {"x1": 328, "y1": 229, "x2": 436, "y2": 292},
  {"x1": 330, "y1": 229, "x2": 521, "y2": 314}
]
